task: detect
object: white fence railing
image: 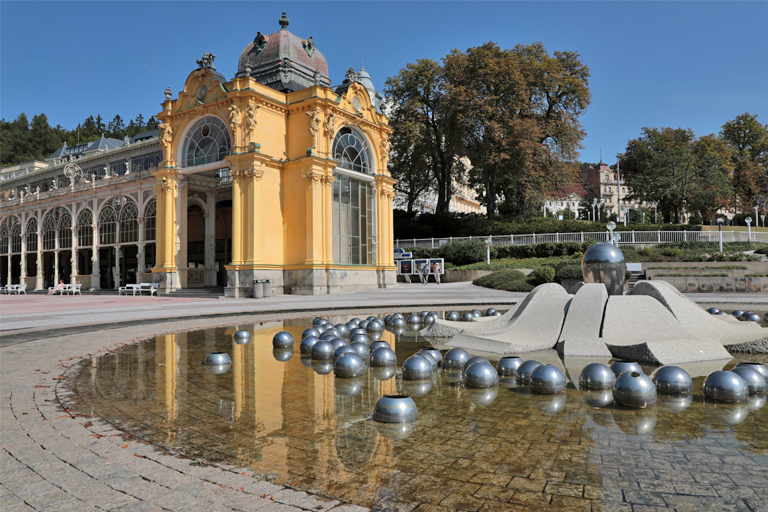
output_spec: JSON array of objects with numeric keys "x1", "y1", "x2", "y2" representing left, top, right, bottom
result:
[{"x1": 395, "y1": 230, "x2": 768, "y2": 249}]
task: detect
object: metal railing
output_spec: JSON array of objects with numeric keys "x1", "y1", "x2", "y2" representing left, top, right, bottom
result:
[{"x1": 395, "y1": 230, "x2": 768, "y2": 249}]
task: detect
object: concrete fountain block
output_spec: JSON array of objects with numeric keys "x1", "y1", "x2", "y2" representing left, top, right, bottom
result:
[
  {"x1": 602, "y1": 295, "x2": 731, "y2": 365},
  {"x1": 423, "y1": 304, "x2": 520, "y2": 338},
  {"x1": 556, "y1": 283, "x2": 612, "y2": 358},
  {"x1": 631, "y1": 280, "x2": 768, "y2": 353}
]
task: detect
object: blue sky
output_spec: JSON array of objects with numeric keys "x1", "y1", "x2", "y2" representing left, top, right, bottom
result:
[{"x1": 2, "y1": 1, "x2": 766, "y2": 164}]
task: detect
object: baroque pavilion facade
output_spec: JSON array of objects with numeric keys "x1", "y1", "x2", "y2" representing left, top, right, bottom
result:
[{"x1": 0, "y1": 13, "x2": 397, "y2": 296}]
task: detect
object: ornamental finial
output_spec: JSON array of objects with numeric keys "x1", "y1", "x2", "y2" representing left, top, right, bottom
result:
[{"x1": 279, "y1": 11, "x2": 289, "y2": 29}]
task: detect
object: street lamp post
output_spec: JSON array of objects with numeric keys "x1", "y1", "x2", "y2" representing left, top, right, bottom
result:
[
  {"x1": 746, "y1": 216, "x2": 752, "y2": 242},
  {"x1": 654, "y1": 202, "x2": 658, "y2": 224},
  {"x1": 616, "y1": 153, "x2": 623, "y2": 224},
  {"x1": 717, "y1": 218, "x2": 724, "y2": 252},
  {"x1": 592, "y1": 198, "x2": 597, "y2": 222}
]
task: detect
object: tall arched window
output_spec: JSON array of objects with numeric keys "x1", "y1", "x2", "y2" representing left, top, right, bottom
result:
[
  {"x1": 9, "y1": 218, "x2": 22, "y2": 254},
  {"x1": 0, "y1": 220, "x2": 8, "y2": 254},
  {"x1": 99, "y1": 200, "x2": 118, "y2": 245},
  {"x1": 182, "y1": 116, "x2": 231, "y2": 168},
  {"x1": 26, "y1": 218, "x2": 38, "y2": 252},
  {"x1": 144, "y1": 199, "x2": 156, "y2": 241},
  {"x1": 333, "y1": 127, "x2": 372, "y2": 174},
  {"x1": 119, "y1": 201, "x2": 138, "y2": 243},
  {"x1": 77, "y1": 210, "x2": 93, "y2": 247},
  {"x1": 58, "y1": 212, "x2": 72, "y2": 249},
  {"x1": 42, "y1": 208, "x2": 68, "y2": 251}
]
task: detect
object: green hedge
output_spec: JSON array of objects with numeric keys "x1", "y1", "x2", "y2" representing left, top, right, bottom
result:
[
  {"x1": 554, "y1": 264, "x2": 584, "y2": 281},
  {"x1": 472, "y1": 270, "x2": 535, "y2": 292}
]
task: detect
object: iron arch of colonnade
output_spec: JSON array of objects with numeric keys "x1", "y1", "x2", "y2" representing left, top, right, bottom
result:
[{"x1": 0, "y1": 215, "x2": 23, "y2": 286}]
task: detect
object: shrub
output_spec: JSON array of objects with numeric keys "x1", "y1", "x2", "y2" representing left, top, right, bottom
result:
[
  {"x1": 746, "y1": 273, "x2": 765, "y2": 277},
  {"x1": 662, "y1": 247, "x2": 683, "y2": 258},
  {"x1": 473, "y1": 269, "x2": 527, "y2": 288},
  {"x1": 437, "y1": 239, "x2": 487, "y2": 266},
  {"x1": 639, "y1": 247, "x2": 654, "y2": 257},
  {"x1": 533, "y1": 266, "x2": 556, "y2": 284},
  {"x1": 554, "y1": 264, "x2": 583, "y2": 282}
]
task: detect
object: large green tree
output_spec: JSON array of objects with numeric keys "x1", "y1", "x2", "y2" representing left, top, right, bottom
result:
[
  {"x1": 720, "y1": 113, "x2": 768, "y2": 211},
  {"x1": 621, "y1": 127, "x2": 733, "y2": 223}
]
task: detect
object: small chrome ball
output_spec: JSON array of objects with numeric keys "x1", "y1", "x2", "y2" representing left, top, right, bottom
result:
[
  {"x1": 311, "y1": 340, "x2": 334, "y2": 360},
  {"x1": 272, "y1": 331, "x2": 294, "y2": 349},
  {"x1": 350, "y1": 341, "x2": 370, "y2": 359},
  {"x1": 300, "y1": 335, "x2": 320, "y2": 355},
  {"x1": 345, "y1": 321, "x2": 358, "y2": 331},
  {"x1": 369, "y1": 341, "x2": 390, "y2": 352},
  {"x1": 334, "y1": 352, "x2": 365, "y2": 378},
  {"x1": 530, "y1": 365, "x2": 567, "y2": 394},
  {"x1": 652, "y1": 366, "x2": 693, "y2": 395},
  {"x1": 496, "y1": 356, "x2": 523, "y2": 377},
  {"x1": 350, "y1": 328, "x2": 368, "y2": 337},
  {"x1": 349, "y1": 317, "x2": 362, "y2": 326},
  {"x1": 707, "y1": 307, "x2": 721, "y2": 315},
  {"x1": 204, "y1": 352, "x2": 231, "y2": 366},
  {"x1": 611, "y1": 360, "x2": 643, "y2": 378},
  {"x1": 358, "y1": 320, "x2": 370, "y2": 330},
  {"x1": 463, "y1": 356, "x2": 490, "y2": 374},
  {"x1": 373, "y1": 395, "x2": 418, "y2": 423},
  {"x1": 315, "y1": 324, "x2": 328, "y2": 334},
  {"x1": 464, "y1": 360, "x2": 499, "y2": 388},
  {"x1": 491, "y1": 311, "x2": 502, "y2": 317},
  {"x1": 486, "y1": 307, "x2": 497, "y2": 316},
  {"x1": 320, "y1": 332, "x2": 336, "y2": 341},
  {"x1": 402, "y1": 355, "x2": 433, "y2": 380},
  {"x1": 416, "y1": 350, "x2": 438, "y2": 370},
  {"x1": 735, "y1": 362, "x2": 768, "y2": 380},
  {"x1": 742, "y1": 313, "x2": 763, "y2": 324},
  {"x1": 330, "y1": 338, "x2": 348, "y2": 350},
  {"x1": 516, "y1": 360, "x2": 542, "y2": 385},
  {"x1": 334, "y1": 324, "x2": 350, "y2": 338},
  {"x1": 703, "y1": 371, "x2": 749, "y2": 403},
  {"x1": 731, "y1": 366, "x2": 767, "y2": 395},
  {"x1": 444, "y1": 348, "x2": 470, "y2": 368},
  {"x1": 407, "y1": 313, "x2": 422, "y2": 325},
  {"x1": 326, "y1": 327, "x2": 341, "y2": 337},
  {"x1": 420, "y1": 348, "x2": 443, "y2": 367},
  {"x1": 312, "y1": 317, "x2": 326, "y2": 326},
  {"x1": 471, "y1": 309, "x2": 482, "y2": 318},
  {"x1": 732, "y1": 309, "x2": 745, "y2": 319},
  {"x1": 366, "y1": 315, "x2": 378, "y2": 322},
  {"x1": 446, "y1": 311, "x2": 460, "y2": 321},
  {"x1": 368, "y1": 319, "x2": 385, "y2": 332},
  {"x1": 370, "y1": 346, "x2": 397, "y2": 367},
  {"x1": 350, "y1": 334, "x2": 371, "y2": 344},
  {"x1": 423, "y1": 314, "x2": 436, "y2": 325},
  {"x1": 461, "y1": 312, "x2": 474, "y2": 322},
  {"x1": 334, "y1": 345, "x2": 356, "y2": 359},
  {"x1": 391, "y1": 317, "x2": 406, "y2": 328},
  {"x1": 613, "y1": 371, "x2": 657, "y2": 409},
  {"x1": 748, "y1": 394, "x2": 767, "y2": 411},
  {"x1": 419, "y1": 311, "x2": 429, "y2": 318},
  {"x1": 273, "y1": 348, "x2": 294, "y2": 362},
  {"x1": 302, "y1": 327, "x2": 320, "y2": 339},
  {"x1": 234, "y1": 330, "x2": 252, "y2": 344},
  {"x1": 579, "y1": 363, "x2": 615, "y2": 390}
]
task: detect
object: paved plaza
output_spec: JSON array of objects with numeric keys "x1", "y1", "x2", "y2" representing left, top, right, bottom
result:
[{"x1": 2, "y1": 283, "x2": 768, "y2": 512}]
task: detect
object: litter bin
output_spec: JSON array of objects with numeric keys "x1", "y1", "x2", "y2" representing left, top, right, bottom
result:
[
  {"x1": 262, "y1": 280, "x2": 272, "y2": 298},
  {"x1": 253, "y1": 281, "x2": 264, "y2": 298}
]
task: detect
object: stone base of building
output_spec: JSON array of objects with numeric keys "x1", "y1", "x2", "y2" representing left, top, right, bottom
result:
[
  {"x1": 152, "y1": 270, "x2": 178, "y2": 293},
  {"x1": 224, "y1": 267, "x2": 397, "y2": 298}
]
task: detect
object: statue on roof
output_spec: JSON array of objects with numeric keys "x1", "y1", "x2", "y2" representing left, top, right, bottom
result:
[{"x1": 345, "y1": 67, "x2": 359, "y2": 82}]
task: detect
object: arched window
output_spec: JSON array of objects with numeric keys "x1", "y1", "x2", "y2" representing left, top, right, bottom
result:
[
  {"x1": 10, "y1": 217, "x2": 22, "y2": 254},
  {"x1": 77, "y1": 210, "x2": 93, "y2": 247},
  {"x1": 42, "y1": 208, "x2": 68, "y2": 251},
  {"x1": 0, "y1": 220, "x2": 8, "y2": 254},
  {"x1": 58, "y1": 211, "x2": 72, "y2": 249},
  {"x1": 182, "y1": 116, "x2": 231, "y2": 168},
  {"x1": 26, "y1": 218, "x2": 38, "y2": 252},
  {"x1": 333, "y1": 127, "x2": 372, "y2": 174},
  {"x1": 119, "y1": 201, "x2": 138, "y2": 243},
  {"x1": 99, "y1": 200, "x2": 118, "y2": 245},
  {"x1": 144, "y1": 199, "x2": 156, "y2": 241}
]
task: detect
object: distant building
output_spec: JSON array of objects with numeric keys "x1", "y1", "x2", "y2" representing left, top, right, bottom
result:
[
  {"x1": 544, "y1": 184, "x2": 587, "y2": 219},
  {"x1": 394, "y1": 157, "x2": 487, "y2": 215},
  {"x1": 582, "y1": 162, "x2": 646, "y2": 220}
]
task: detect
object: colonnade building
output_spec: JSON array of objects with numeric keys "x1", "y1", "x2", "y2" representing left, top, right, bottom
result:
[{"x1": 0, "y1": 13, "x2": 397, "y2": 296}]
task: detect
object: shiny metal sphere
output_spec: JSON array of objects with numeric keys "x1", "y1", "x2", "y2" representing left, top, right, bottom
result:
[
  {"x1": 419, "y1": 311, "x2": 429, "y2": 318},
  {"x1": 496, "y1": 356, "x2": 523, "y2": 377},
  {"x1": 373, "y1": 394, "x2": 418, "y2": 423},
  {"x1": 416, "y1": 351, "x2": 438, "y2": 370},
  {"x1": 272, "y1": 331, "x2": 294, "y2": 349},
  {"x1": 371, "y1": 366, "x2": 397, "y2": 381},
  {"x1": 732, "y1": 309, "x2": 745, "y2": 318},
  {"x1": 707, "y1": 307, "x2": 721, "y2": 315},
  {"x1": 423, "y1": 314, "x2": 436, "y2": 325},
  {"x1": 444, "y1": 348, "x2": 470, "y2": 368},
  {"x1": 461, "y1": 313, "x2": 474, "y2": 322},
  {"x1": 234, "y1": 330, "x2": 252, "y2": 344},
  {"x1": 368, "y1": 331, "x2": 383, "y2": 342},
  {"x1": 334, "y1": 324, "x2": 350, "y2": 338},
  {"x1": 471, "y1": 309, "x2": 482, "y2": 318},
  {"x1": 402, "y1": 355, "x2": 433, "y2": 380},
  {"x1": 486, "y1": 308, "x2": 497, "y2": 316},
  {"x1": 464, "y1": 361, "x2": 499, "y2": 388},
  {"x1": 581, "y1": 242, "x2": 627, "y2": 296},
  {"x1": 345, "y1": 321, "x2": 358, "y2": 331},
  {"x1": 368, "y1": 319, "x2": 385, "y2": 332},
  {"x1": 350, "y1": 328, "x2": 368, "y2": 337},
  {"x1": 390, "y1": 327, "x2": 406, "y2": 337},
  {"x1": 466, "y1": 387, "x2": 499, "y2": 406},
  {"x1": 581, "y1": 389, "x2": 614, "y2": 408},
  {"x1": 334, "y1": 352, "x2": 365, "y2": 378},
  {"x1": 320, "y1": 332, "x2": 336, "y2": 341},
  {"x1": 748, "y1": 394, "x2": 767, "y2": 411},
  {"x1": 579, "y1": 363, "x2": 615, "y2": 390},
  {"x1": 302, "y1": 327, "x2": 321, "y2": 339},
  {"x1": 311, "y1": 340, "x2": 335, "y2": 360},
  {"x1": 611, "y1": 360, "x2": 643, "y2": 378},
  {"x1": 407, "y1": 314, "x2": 422, "y2": 325},
  {"x1": 334, "y1": 377, "x2": 364, "y2": 397},
  {"x1": 369, "y1": 341, "x2": 390, "y2": 352},
  {"x1": 334, "y1": 345, "x2": 357, "y2": 359},
  {"x1": 715, "y1": 311, "x2": 728, "y2": 315},
  {"x1": 326, "y1": 327, "x2": 341, "y2": 337},
  {"x1": 735, "y1": 362, "x2": 768, "y2": 380},
  {"x1": 350, "y1": 334, "x2": 371, "y2": 344},
  {"x1": 707, "y1": 403, "x2": 749, "y2": 425},
  {"x1": 491, "y1": 311, "x2": 502, "y2": 317},
  {"x1": 370, "y1": 346, "x2": 397, "y2": 367},
  {"x1": 358, "y1": 320, "x2": 370, "y2": 330},
  {"x1": 657, "y1": 394, "x2": 693, "y2": 413},
  {"x1": 732, "y1": 366, "x2": 767, "y2": 395},
  {"x1": 350, "y1": 317, "x2": 362, "y2": 325},
  {"x1": 420, "y1": 348, "x2": 443, "y2": 367},
  {"x1": 446, "y1": 311, "x2": 460, "y2": 321},
  {"x1": 613, "y1": 371, "x2": 657, "y2": 409},
  {"x1": 311, "y1": 360, "x2": 334, "y2": 375},
  {"x1": 315, "y1": 324, "x2": 328, "y2": 334},
  {"x1": 530, "y1": 365, "x2": 567, "y2": 394},
  {"x1": 383, "y1": 314, "x2": 393, "y2": 324},
  {"x1": 390, "y1": 317, "x2": 406, "y2": 328},
  {"x1": 652, "y1": 366, "x2": 693, "y2": 395},
  {"x1": 531, "y1": 393, "x2": 567, "y2": 415},
  {"x1": 463, "y1": 356, "x2": 490, "y2": 374},
  {"x1": 204, "y1": 352, "x2": 231, "y2": 366},
  {"x1": 742, "y1": 313, "x2": 763, "y2": 324},
  {"x1": 312, "y1": 317, "x2": 326, "y2": 326},
  {"x1": 273, "y1": 348, "x2": 294, "y2": 362},
  {"x1": 366, "y1": 315, "x2": 378, "y2": 322},
  {"x1": 393, "y1": 312, "x2": 405, "y2": 319},
  {"x1": 330, "y1": 338, "x2": 348, "y2": 350},
  {"x1": 703, "y1": 371, "x2": 749, "y2": 402},
  {"x1": 350, "y1": 342, "x2": 370, "y2": 359},
  {"x1": 400, "y1": 379, "x2": 433, "y2": 397},
  {"x1": 516, "y1": 360, "x2": 542, "y2": 385},
  {"x1": 205, "y1": 363, "x2": 231, "y2": 375}
]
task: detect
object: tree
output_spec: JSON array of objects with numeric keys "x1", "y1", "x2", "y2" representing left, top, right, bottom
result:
[
  {"x1": 30, "y1": 113, "x2": 62, "y2": 160},
  {"x1": 720, "y1": 113, "x2": 768, "y2": 211},
  {"x1": 107, "y1": 115, "x2": 126, "y2": 139},
  {"x1": 621, "y1": 127, "x2": 733, "y2": 223},
  {"x1": 384, "y1": 59, "x2": 461, "y2": 213}
]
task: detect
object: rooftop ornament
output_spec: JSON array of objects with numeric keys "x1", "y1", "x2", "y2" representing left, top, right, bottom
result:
[{"x1": 279, "y1": 11, "x2": 289, "y2": 30}]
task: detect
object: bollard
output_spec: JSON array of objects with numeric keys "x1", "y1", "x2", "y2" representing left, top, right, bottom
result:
[{"x1": 253, "y1": 282, "x2": 264, "y2": 298}]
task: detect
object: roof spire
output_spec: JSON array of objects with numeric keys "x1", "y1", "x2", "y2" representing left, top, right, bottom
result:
[{"x1": 279, "y1": 11, "x2": 289, "y2": 30}]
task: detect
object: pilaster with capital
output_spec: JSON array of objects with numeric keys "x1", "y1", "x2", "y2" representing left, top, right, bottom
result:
[{"x1": 375, "y1": 175, "x2": 397, "y2": 267}]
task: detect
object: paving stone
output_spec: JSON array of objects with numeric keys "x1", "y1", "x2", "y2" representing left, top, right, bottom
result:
[{"x1": 622, "y1": 491, "x2": 665, "y2": 507}]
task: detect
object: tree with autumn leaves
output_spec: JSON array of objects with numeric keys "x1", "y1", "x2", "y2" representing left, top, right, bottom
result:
[{"x1": 385, "y1": 41, "x2": 591, "y2": 217}]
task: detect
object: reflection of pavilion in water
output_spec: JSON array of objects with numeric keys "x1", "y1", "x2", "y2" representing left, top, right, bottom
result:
[{"x1": 152, "y1": 323, "x2": 398, "y2": 483}]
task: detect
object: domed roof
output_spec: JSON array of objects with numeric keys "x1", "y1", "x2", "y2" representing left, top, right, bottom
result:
[{"x1": 237, "y1": 12, "x2": 331, "y2": 92}]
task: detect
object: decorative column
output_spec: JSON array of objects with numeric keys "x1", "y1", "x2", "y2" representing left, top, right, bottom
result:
[
  {"x1": 177, "y1": 176, "x2": 188, "y2": 288},
  {"x1": 151, "y1": 171, "x2": 179, "y2": 292},
  {"x1": 302, "y1": 164, "x2": 334, "y2": 265},
  {"x1": 137, "y1": 216, "x2": 145, "y2": 284},
  {"x1": 114, "y1": 246, "x2": 121, "y2": 289},
  {"x1": 36, "y1": 208, "x2": 43, "y2": 290},
  {"x1": 229, "y1": 170, "x2": 245, "y2": 266},
  {"x1": 375, "y1": 175, "x2": 397, "y2": 268},
  {"x1": 70, "y1": 203, "x2": 78, "y2": 285},
  {"x1": 244, "y1": 168, "x2": 264, "y2": 265},
  {"x1": 91, "y1": 198, "x2": 101, "y2": 291},
  {"x1": 204, "y1": 193, "x2": 216, "y2": 287},
  {"x1": 322, "y1": 173, "x2": 335, "y2": 264},
  {"x1": 20, "y1": 213, "x2": 26, "y2": 286}
]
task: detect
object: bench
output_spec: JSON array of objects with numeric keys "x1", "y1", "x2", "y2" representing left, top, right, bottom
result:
[
  {"x1": 47, "y1": 284, "x2": 80, "y2": 295},
  {"x1": 119, "y1": 283, "x2": 159, "y2": 296},
  {"x1": 7, "y1": 284, "x2": 27, "y2": 295}
]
